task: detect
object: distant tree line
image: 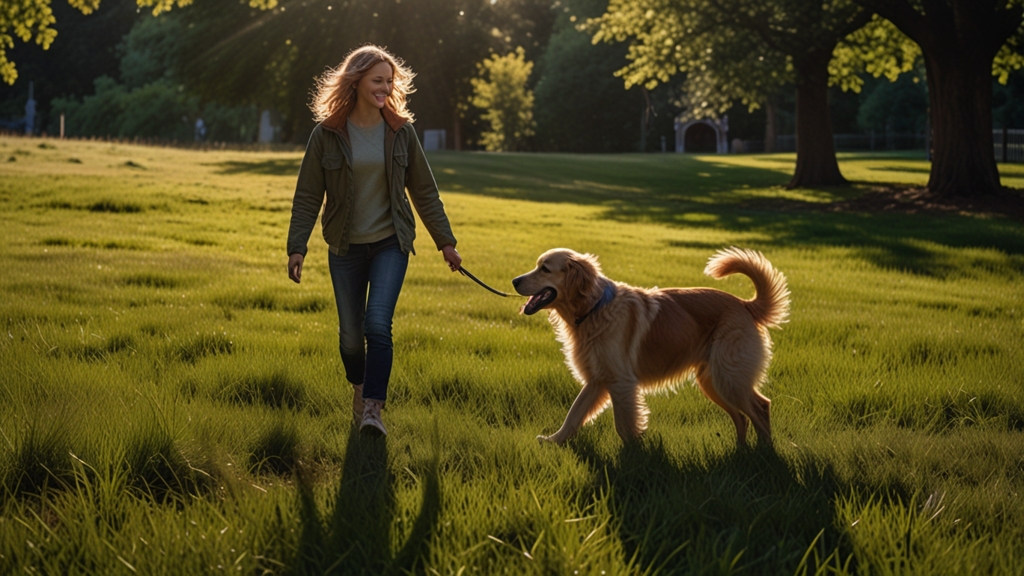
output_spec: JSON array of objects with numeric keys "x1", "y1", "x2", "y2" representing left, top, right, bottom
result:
[{"x1": 2, "y1": 0, "x2": 1024, "y2": 198}]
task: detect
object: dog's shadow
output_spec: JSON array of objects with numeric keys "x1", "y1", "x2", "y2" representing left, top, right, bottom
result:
[
  {"x1": 294, "y1": 427, "x2": 441, "y2": 575},
  {"x1": 571, "y1": 435, "x2": 845, "y2": 573}
]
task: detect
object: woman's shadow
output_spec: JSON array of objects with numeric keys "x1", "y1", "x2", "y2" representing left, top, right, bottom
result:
[
  {"x1": 572, "y1": 435, "x2": 846, "y2": 573},
  {"x1": 294, "y1": 426, "x2": 441, "y2": 575}
]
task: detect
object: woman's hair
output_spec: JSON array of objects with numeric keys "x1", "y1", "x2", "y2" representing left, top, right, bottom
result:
[{"x1": 310, "y1": 45, "x2": 416, "y2": 123}]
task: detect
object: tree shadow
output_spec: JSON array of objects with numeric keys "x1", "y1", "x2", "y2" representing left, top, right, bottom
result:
[
  {"x1": 293, "y1": 427, "x2": 442, "y2": 575},
  {"x1": 570, "y1": 435, "x2": 849, "y2": 574},
  {"x1": 212, "y1": 158, "x2": 301, "y2": 176},
  {"x1": 434, "y1": 153, "x2": 798, "y2": 207},
  {"x1": 432, "y1": 154, "x2": 1024, "y2": 277}
]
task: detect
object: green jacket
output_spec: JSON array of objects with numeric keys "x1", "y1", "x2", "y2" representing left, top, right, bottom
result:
[{"x1": 287, "y1": 106, "x2": 457, "y2": 257}]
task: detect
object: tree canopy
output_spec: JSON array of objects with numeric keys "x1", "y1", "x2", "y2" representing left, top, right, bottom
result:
[
  {"x1": 589, "y1": 0, "x2": 869, "y2": 187},
  {"x1": 0, "y1": 0, "x2": 279, "y2": 85},
  {"x1": 589, "y1": 0, "x2": 789, "y2": 123}
]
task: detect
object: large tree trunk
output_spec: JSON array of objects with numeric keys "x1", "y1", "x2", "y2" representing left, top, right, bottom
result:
[
  {"x1": 923, "y1": 51, "x2": 1002, "y2": 197},
  {"x1": 852, "y1": 0, "x2": 1022, "y2": 198},
  {"x1": 788, "y1": 55, "x2": 846, "y2": 188}
]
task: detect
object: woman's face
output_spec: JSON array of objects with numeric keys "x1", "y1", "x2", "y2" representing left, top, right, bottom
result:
[{"x1": 355, "y1": 61, "x2": 394, "y2": 110}]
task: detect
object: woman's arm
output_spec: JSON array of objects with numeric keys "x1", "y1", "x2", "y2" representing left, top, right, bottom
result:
[
  {"x1": 286, "y1": 128, "x2": 327, "y2": 282},
  {"x1": 404, "y1": 126, "x2": 457, "y2": 252}
]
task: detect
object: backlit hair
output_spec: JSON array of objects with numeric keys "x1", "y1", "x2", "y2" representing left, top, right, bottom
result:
[{"x1": 310, "y1": 45, "x2": 416, "y2": 123}]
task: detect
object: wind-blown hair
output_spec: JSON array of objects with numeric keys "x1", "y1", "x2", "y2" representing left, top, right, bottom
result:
[{"x1": 310, "y1": 45, "x2": 416, "y2": 123}]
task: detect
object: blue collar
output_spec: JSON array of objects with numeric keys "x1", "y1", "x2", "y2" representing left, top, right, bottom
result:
[{"x1": 575, "y1": 284, "x2": 615, "y2": 327}]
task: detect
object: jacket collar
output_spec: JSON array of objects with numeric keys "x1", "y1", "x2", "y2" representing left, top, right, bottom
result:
[{"x1": 322, "y1": 105, "x2": 407, "y2": 135}]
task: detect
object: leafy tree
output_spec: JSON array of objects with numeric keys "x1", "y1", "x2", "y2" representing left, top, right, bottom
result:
[
  {"x1": 44, "y1": 12, "x2": 259, "y2": 142},
  {"x1": 492, "y1": 0, "x2": 559, "y2": 62},
  {"x1": 589, "y1": 0, "x2": 870, "y2": 188},
  {"x1": 533, "y1": 0, "x2": 667, "y2": 153},
  {"x1": 48, "y1": 75, "x2": 193, "y2": 139},
  {"x1": 117, "y1": 13, "x2": 185, "y2": 89},
  {"x1": 471, "y1": 47, "x2": 536, "y2": 151},
  {"x1": 49, "y1": 74, "x2": 259, "y2": 142},
  {"x1": 0, "y1": 0, "x2": 276, "y2": 86},
  {"x1": 853, "y1": 0, "x2": 1024, "y2": 197},
  {"x1": 165, "y1": 0, "x2": 509, "y2": 144},
  {"x1": 0, "y1": 0, "x2": 138, "y2": 131},
  {"x1": 857, "y1": 74, "x2": 928, "y2": 135},
  {"x1": 6, "y1": 0, "x2": 556, "y2": 145},
  {"x1": 829, "y1": 15, "x2": 920, "y2": 94}
]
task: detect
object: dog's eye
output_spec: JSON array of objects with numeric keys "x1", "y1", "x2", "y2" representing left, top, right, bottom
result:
[{"x1": 540, "y1": 265, "x2": 550, "y2": 273}]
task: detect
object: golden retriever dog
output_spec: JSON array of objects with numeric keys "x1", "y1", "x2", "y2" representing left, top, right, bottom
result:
[{"x1": 512, "y1": 247, "x2": 789, "y2": 447}]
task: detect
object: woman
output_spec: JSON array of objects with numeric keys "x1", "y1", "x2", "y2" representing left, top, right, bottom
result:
[{"x1": 287, "y1": 45, "x2": 461, "y2": 436}]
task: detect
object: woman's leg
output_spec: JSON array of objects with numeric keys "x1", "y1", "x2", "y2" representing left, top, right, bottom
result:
[
  {"x1": 328, "y1": 245, "x2": 370, "y2": 387},
  {"x1": 361, "y1": 235, "x2": 409, "y2": 402}
]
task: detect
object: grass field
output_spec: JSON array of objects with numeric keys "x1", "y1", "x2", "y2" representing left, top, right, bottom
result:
[{"x1": 1, "y1": 136, "x2": 1023, "y2": 575}]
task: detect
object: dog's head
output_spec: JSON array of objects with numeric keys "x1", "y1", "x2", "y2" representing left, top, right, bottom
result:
[{"x1": 512, "y1": 249, "x2": 603, "y2": 317}]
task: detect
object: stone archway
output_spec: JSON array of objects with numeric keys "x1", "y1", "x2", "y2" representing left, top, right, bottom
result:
[{"x1": 674, "y1": 116, "x2": 729, "y2": 153}]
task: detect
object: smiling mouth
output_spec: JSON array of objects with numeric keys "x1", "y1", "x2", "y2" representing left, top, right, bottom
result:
[{"x1": 521, "y1": 287, "x2": 556, "y2": 315}]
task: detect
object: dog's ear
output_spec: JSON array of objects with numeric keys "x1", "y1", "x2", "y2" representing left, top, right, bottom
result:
[{"x1": 564, "y1": 253, "x2": 600, "y2": 306}]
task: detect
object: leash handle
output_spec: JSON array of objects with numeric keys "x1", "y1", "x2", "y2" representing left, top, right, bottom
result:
[{"x1": 458, "y1": 266, "x2": 514, "y2": 297}]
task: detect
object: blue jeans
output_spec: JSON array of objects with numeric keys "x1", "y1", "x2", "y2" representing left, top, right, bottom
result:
[{"x1": 328, "y1": 234, "x2": 408, "y2": 402}]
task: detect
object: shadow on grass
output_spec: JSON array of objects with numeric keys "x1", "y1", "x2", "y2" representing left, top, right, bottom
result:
[
  {"x1": 866, "y1": 166, "x2": 931, "y2": 174},
  {"x1": 213, "y1": 158, "x2": 301, "y2": 176},
  {"x1": 572, "y1": 436, "x2": 849, "y2": 574},
  {"x1": 432, "y1": 153, "x2": 1024, "y2": 276},
  {"x1": 294, "y1": 427, "x2": 441, "y2": 575}
]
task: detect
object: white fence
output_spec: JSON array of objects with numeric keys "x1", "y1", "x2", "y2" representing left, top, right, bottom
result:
[{"x1": 993, "y1": 129, "x2": 1024, "y2": 163}]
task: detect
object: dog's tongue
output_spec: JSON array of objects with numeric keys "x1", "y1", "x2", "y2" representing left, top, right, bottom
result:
[
  {"x1": 520, "y1": 293, "x2": 542, "y2": 314},
  {"x1": 521, "y1": 288, "x2": 554, "y2": 315}
]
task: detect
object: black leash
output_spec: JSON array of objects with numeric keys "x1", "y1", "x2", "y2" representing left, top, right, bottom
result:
[{"x1": 458, "y1": 266, "x2": 515, "y2": 297}]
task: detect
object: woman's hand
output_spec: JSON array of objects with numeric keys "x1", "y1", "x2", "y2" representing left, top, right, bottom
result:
[
  {"x1": 288, "y1": 253, "x2": 304, "y2": 283},
  {"x1": 441, "y1": 244, "x2": 462, "y2": 272}
]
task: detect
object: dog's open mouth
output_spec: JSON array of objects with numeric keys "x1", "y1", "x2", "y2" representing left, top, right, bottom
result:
[{"x1": 521, "y1": 287, "x2": 556, "y2": 315}]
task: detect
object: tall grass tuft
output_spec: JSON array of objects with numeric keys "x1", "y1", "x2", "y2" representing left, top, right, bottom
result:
[
  {"x1": 223, "y1": 369, "x2": 308, "y2": 410},
  {"x1": 174, "y1": 333, "x2": 234, "y2": 364},
  {"x1": 250, "y1": 418, "x2": 303, "y2": 476},
  {"x1": 88, "y1": 200, "x2": 143, "y2": 213},
  {"x1": 3, "y1": 416, "x2": 75, "y2": 498},
  {"x1": 122, "y1": 416, "x2": 207, "y2": 502},
  {"x1": 214, "y1": 290, "x2": 278, "y2": 311},
  {"x1": 120, "y1": 273, "x2": 184, "y2": 289}
]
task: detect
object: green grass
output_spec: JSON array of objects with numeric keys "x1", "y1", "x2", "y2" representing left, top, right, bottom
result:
[{"x1": 1, "y1": 137, "x2": 1023, "y2": 574}]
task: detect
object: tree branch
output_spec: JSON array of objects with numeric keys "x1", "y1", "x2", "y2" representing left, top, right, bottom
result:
[
  {"x1": 853, "y1": 0, "x2": 930, "y2": 44},
  {"x1": 990, "y1": 2, "x2": 1024, "y2": 56}
]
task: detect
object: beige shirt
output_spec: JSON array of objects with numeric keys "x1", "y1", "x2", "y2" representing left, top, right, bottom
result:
[{"x1": 347, "y1": 119, "x2": 396, "y2": 244}]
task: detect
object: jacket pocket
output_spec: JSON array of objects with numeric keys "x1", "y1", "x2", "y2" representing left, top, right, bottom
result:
[
  {"x1": 393, "y1": 151, "x2": 408, "y2": 168},
  {"x1": 320, "y1": 154, "x2": 343, "y2": 228},
  {"x1": 321, "y1": 154, "x2": 343, "y2": 170}
]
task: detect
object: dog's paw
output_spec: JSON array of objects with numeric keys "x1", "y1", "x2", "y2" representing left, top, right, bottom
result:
[{"x1": 537, "y1": 434, "x2": 566, "y2": 446}]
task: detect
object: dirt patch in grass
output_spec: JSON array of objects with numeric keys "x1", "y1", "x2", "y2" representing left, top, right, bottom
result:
[{"x1": 825, "y1": 185, "x2": 1024, "y2": 220}]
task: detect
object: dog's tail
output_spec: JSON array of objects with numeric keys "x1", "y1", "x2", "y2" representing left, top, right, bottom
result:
[{"x1": 704, "y1": 247, "x2": 790, "y2": 329}]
